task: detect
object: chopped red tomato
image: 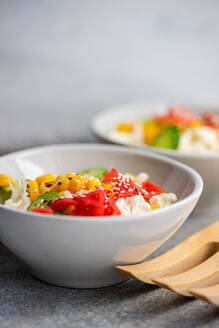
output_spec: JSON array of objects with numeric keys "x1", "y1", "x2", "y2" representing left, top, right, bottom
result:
[
  {"x1": 50, "y1": 198, "x2": 75, "y2": 211},
  {"x1": 104, "y1": 197, "x2": 121, "y2": 216},
  {"x1": 32, "y1": 207, "x2": 54, "y2": 215},
  {"x1": 66, "y1": 189, "x2": 106, "y2": 216}
]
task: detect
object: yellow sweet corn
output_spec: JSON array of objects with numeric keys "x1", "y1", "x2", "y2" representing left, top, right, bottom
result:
[
  {"x1": 190, "y1": 120, "x2": 203, "y2": 128},
  {"x1": 102, "y1": 184, "x2": 113, "y2": 190},
  {"x1": 143, "y1": 121, "x2": 162, "y2": 145},
  {"x1": 88, "y1": 178, "x2": 100, "y2": 190},
  {"x1": 66, "y1": 172, "x2": 76, "y2": 180},
  {"x1": 58, "y1": 178, "x2": 70, "y2": 191},
  {"x1": 28, "y1": 180, "x2": 39, "y2": 194},
  {"x1": 36, "y1": 173, "x2": 55, "y2": 185},
  {"x1": 65, "y1": 205, "x2": 76, "y2": 214},
  {"x1": 30, "y1": 192, "x2": 40, "y2": 202},
  {"x1": 69, "y1": 175, "x2": 84, "y2": 193},
  {"x1": 39, "y1": 184, "x2": 49, "y2": 194},
  {"x1": 0, "y1": 174, "x2": 15, "y2": 187},
  {"x1": 55, "y1": 175, "x2": 65, "y2": 181},
  {"x1": 151, "y1": 205, "x2": 160, "y2": 210},
  {"x1": 117, "y1": 122, "x2": 134, "y2": 133}
]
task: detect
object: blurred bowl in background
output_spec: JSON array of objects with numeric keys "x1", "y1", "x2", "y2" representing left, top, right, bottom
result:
[{"x1": 92, "y1": 103, "x2": 219, "y2": 215}]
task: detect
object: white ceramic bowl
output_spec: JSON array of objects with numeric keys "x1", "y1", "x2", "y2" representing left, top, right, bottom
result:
[
  {"x1": 0, "y1": 144, "x2": 202, "y2": 288},
  {"x1": 92, "y1": 103, "x2": 219, "y2": 215}
]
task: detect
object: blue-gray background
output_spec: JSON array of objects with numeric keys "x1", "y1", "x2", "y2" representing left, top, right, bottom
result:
[
  {"x1": 0, "y1": 0, "x2": 219, "y2": 152},
  {"x1": 0, "y1": 2, "x2": 219, "y2": 328}
]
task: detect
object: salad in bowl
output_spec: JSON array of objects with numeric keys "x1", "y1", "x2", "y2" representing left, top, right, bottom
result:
[
  {"x1": 92, "y1": 104, "x2": 219, "y2": 215},
  {"x1": 0, "y1": 168, "x2": 177, "y2": 217},
  {"x1": 110, "y1": 105, "x2": 219, "y2": 154},
  {"x1": 0, "y1": 144, "x2": 202, "y2": 288}
]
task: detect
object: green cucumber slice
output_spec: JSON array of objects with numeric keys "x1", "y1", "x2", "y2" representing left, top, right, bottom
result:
[
  {"x1": 27, "y1": 191, "x2": 61, "y2": 212},
  {"x1": 79, "y1": 168, "x2": 109, "y2": 180},
  {"x1": 153, "y1": 126, "x2": 180, "y2": 150},
  {"x1": 0, "y1": 187, "x2": 12, "y2": 204}
]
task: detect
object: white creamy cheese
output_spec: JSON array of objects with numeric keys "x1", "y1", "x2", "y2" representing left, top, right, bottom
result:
[
  {"x1": 63, "y1": 190, "x2": 73, "y2": 198},
  {"x1": 150, "y1": 193, "x2": 177, "y2": 208},
  {"x1": 134, "y1": 172, "x2": 149, "y2": 183},
  {"x1": 116, "y1": 195, "x2": 151, "y2": 215},
  {"x1": 5, "y1": 180, "x2": 30, "y2": 211},
  {"x1": 179, "y1": 126, "x2": 219, "y2": 153}
]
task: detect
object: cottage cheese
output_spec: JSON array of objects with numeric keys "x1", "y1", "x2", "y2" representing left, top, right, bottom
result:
[
  {"x1": 150, "y1": 193, "x2": 177, "y2": 208},
  {"x1": 116, "y1": 195, "x2": 151, "y2": 215},
  {"x1": 134, "y1": 172, "x2": 149, "y2": 183},
  {"x1": 179, "y1": 126, "x2": 219, "y2": 153}
]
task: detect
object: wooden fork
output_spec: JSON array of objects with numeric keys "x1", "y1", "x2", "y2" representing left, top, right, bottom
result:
[{"x1": 116, "y1": 221, "x2": 219, "y2": 306}]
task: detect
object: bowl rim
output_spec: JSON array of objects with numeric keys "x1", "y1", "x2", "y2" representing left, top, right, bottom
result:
[
  {"x1": 91, "y1": 102, "x2": 219, "y2": 159},
  {"x1": 0, "y1": 143, "x2": 203, "y2": 223}
]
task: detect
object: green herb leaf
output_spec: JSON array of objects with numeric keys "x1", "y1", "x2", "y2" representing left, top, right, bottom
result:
[{"x1": 27, "y1": 191, "x2": 61, "y2": 211}]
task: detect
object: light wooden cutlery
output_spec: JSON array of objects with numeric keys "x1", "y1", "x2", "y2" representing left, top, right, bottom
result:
[{"x1": 116, "y1": 221, "x2": 219, "y2": 306}]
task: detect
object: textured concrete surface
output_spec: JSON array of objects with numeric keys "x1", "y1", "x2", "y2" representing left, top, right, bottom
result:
[
  {"x1": 0, "y1": 214, "x2": 218, "y2": 328},
  {"x1": 0, "y1": 1, "x2": 219, "y2": 327}
]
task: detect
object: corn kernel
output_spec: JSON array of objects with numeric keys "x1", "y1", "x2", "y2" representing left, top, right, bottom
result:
[
  {"x1": 0, "y1": 174, "x2": 15, "y2": 187},
  {"x1": 36, "y1": 173, "x2": 55, "y2": 185},
  {"x1": 58, "y1": 178, "x2": 70, "y2": 191},
  {"x1": 30, "y1": 192, "x2": 40, "y2": 202},
  {"x1": 102, "y1": 184, "x2": 113, "y2": 190},
  {"x1": 190, "y1": 120, "x2": 203, "y2": 128},
  {"x1": 117, "y1": 122, "x2": 134, "y2": 133},
  {"x1": 28, "y1": 180, "x2": 39, "y2": 194},
  {"x1": 39, "y1": 184, "x2": 49, "y2": 194},
  {"x1": 65, "y1": 205, "x2": 76, "y2": 214},
  {"x1": 69, "y1": 177, "x2": 83, "y2": 193},
  {"x1": 151, "y1": 205, "x2": 160, "y2": 210},
  {"x1": 88, "y1": 178, "x2": 100, "y2": 190},
  {"x1": 55, "y1": 175, "x2": 65, "y2": 181},
  {"x1": 66, "y1": 172, "x2": 76, "y2": 180}
]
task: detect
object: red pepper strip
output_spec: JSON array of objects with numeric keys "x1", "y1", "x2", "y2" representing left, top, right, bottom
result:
[
  {"x1": 50, "y1": 198, "x2": 75, "y2": 211},
  {"x1": 31, "y1": 207, "x2": 54, "y2": 215},
  {"x1": 101, "y1": 168, "x2": 119, "y2": 184},
  {"x1": 141, "y1": 181, "x2": 165, "y2": 200},
  {"x1": 202, "y1": 111, "x2": 219, "y2": 129},
  {"x1": 155, "y1": 106, "x2": 197, "y2": 127}
]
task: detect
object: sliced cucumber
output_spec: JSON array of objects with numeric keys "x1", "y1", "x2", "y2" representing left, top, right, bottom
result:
[
  {"x1": 153, "y1": 126, "x2": 180, "y2": 150},
  {"x1": 79, "y1": 168, "x2": 109, "y2": 180},
  {"x1": 0, "y1": 187, "x2": 12, "y2": 204},
  {"x1": 27, "y1": 191, "x2": 61, "y2": 211}
]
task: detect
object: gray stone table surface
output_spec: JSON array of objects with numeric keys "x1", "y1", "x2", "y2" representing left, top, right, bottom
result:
[{"x1": 0, "y1": 0, "x2": 219, "y2": 327}]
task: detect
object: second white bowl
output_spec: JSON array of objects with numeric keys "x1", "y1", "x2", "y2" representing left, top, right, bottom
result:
[{"x1": 92, "y1": 103, "x2": 219, "y2": 215}]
